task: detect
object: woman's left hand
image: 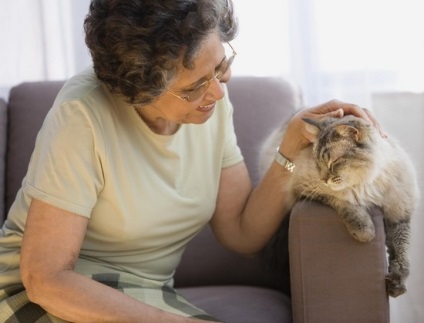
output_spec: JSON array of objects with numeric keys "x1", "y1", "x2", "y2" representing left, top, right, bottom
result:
[{"x1": 278, "y1": 99, "x2": 387, "y2": 161}]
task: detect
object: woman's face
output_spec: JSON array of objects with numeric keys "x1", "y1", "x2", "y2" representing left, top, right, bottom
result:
[{"x1": 136, "y1": 32, "x2": 232, "y2": 134}]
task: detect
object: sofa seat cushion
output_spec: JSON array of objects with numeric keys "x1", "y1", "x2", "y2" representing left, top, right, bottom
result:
[{"x1": 179, "y1": 285, "x2": 292, "y2": 323}]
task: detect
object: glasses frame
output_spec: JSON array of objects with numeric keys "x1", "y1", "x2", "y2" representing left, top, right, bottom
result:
[{"x1": 167, "y1": 42, "x2": 237, "y2": 102}]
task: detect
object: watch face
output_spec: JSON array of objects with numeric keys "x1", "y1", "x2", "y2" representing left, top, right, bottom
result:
[{"x1": 285, "y1": 161, "x2": 295, "y2": 172}]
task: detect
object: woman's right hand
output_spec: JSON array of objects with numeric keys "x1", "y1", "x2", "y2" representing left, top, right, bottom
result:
[{"x1": 278, "y1": 99, "x2": 386, "y2": 161}]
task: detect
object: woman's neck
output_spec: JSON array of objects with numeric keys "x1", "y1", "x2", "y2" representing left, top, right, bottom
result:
[{"x1": 134, "y1": 107, "x2": 180, "y2": 135}]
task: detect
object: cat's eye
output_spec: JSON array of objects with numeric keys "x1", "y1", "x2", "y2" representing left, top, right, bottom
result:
[
  {"x1": 328, "y1": 159, "x2": 340, "y2": 172},
  {"x1": 327, "y1": 159, "x2": 335, "y2": 171}
]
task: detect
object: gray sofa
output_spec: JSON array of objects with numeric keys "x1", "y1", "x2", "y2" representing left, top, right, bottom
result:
[{"x1": 0, "y1": 76, "x2": 390, "y2": 322}]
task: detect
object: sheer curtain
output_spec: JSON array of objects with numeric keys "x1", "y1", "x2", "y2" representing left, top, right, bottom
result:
[
  {"x1": 233, "y1": 0, "x2": 424, "y2": 106},
  {"x1": 0, "y1": 0, "x2": 91, "y2": 98},
  {"x1": 1, "y1": 1, "x2": 423, "y2": 321}
]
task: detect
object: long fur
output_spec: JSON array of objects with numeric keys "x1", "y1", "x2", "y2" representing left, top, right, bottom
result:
[{"x1": 259, "y1": 115, "x2": 420, "y2": 297}]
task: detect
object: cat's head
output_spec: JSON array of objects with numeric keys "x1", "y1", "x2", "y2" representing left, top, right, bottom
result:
[{"x1": 302, "y1": 115, "x2": 378, "y2": 191}]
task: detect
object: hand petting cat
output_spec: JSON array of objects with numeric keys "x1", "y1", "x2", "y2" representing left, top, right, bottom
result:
[{"x1": 278, "y1": 99, "x2": 387, "y2": 163}]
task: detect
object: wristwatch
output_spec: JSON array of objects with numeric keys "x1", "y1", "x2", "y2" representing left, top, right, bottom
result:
[{"x1": 274, "y1": 147, "x2": 296, "y2": 172}]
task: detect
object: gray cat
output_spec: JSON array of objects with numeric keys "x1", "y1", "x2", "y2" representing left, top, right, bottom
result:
[{"x1": 259, "y1": 115, "x2": 419, "y2": 297}]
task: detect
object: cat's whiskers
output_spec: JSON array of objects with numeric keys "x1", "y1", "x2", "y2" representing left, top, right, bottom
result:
[{"x1": 297, "y1": 178, "x2": 323, "y2": 202}]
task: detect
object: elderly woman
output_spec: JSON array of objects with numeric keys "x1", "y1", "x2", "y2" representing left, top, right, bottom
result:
[{"x1": 0, "y1": 0, "x2": 380, "y2": 322}]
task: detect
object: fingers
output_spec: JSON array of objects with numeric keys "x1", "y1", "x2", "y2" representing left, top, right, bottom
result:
[
  {"x1": 323, "y1": 100, "x2": 374, "y2": 124},
  {"x1": 363, "y1": 108, "x2": 388, "y2": 138},
  {"x1": 295, "y1": 100, "x2": 388, "y2": 139},
  {"x1": 327, "y1": 108, "x2": 344, "y2": 118},
  {"x1": 337, "y1": 105, "x2": 388, "y2": 138}
]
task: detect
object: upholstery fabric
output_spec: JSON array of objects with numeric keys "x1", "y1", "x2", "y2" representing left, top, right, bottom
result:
[
  {"x1": 289, "y1": 201, "x2": 390, "y2": 323},
  {"x1": 174, "y1": 225, "x2": 291, "y2": 294},
  {"x1": 180, "y1": 285, "x2": 292, "y2": 323},
  {"x1": 5, "y1": 81, "x2": 64, "y2": 215},
  {"x1": 228, "y1": 76, "x2": 302, "y2": 186}
]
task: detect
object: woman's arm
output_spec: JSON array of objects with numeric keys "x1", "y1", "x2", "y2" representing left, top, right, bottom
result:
[
  {"x1": 210, "y1": 157, "x2": 291, "y2": 256},
  {"x1": 210, "y1": 100, "x2": 384, "y2": 256},
  {"x1": 20, "y1": 199, "x2": 198, "y2": 322}
]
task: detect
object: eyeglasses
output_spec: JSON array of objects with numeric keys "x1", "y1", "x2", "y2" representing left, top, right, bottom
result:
[{"x1": 167, "y1": 43, "x2": 237, "y2": 102}]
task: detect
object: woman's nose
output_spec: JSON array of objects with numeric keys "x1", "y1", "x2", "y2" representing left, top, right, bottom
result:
[{"x1": 205, "y1": 77, "x2": 226, "y2": 101}]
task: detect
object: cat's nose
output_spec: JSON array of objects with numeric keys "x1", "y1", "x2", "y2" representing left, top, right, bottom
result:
[
  {"x1": 320, "y1": 172, "x2": 330, "y2": 184},
  {"x1": 321, "y1": 178, "x2": 331, "y2": 186}
]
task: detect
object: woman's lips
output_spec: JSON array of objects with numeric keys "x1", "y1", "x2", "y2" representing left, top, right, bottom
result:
[{"x1": 196, "y1": 103, "x2": 215, "y2": 112}]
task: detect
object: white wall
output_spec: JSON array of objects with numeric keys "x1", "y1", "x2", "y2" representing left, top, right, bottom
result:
[{"x1": 372, "y1": 92, "x2": 424, "y2": 322}]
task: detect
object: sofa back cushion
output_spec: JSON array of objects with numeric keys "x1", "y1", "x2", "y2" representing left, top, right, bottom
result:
[
  {"x1": 229, "y1": 76, "x2": 301, "y2": 186},
  {"x1": 5, "y1": 81, "x2": 65, "y2": 216}
]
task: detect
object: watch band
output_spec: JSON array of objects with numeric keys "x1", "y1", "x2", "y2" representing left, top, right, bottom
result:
[{"x1": 274, "y1": 147, "x2": 296, "y2": 172}]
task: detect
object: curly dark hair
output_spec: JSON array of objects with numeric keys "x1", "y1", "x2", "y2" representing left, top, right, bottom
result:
[{"x1": 84, "y1": 0, "x2": 238, "y2": 105}]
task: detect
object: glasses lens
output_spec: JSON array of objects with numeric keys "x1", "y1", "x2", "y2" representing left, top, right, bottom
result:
[
  {"x1": 186, "y1": 82, "x2": 210, "y2": 102},
  {"x1": 216, "y1": 55, "x2": 234, "y2": 80},
  {"x1": 186, "y1": 46, "x2": 236, "y2": 102}
]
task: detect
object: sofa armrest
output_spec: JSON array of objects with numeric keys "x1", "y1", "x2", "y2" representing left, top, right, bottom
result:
[{"x1": 289, "y1": 201, "x2": 390, "y2": 323}]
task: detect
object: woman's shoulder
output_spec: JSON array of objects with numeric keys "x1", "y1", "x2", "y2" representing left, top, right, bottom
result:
[
  {"x1": 54, "y1": 67, "x2": 110, "y2": 109},
  {"x1": 47, "y1": 66, "x2": 126, "y2": 130}
]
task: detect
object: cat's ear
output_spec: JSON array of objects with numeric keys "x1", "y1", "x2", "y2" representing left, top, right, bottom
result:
[
  {"x1": 302, "y1": 118, "x2": 321, "y2": 142},
  {"x1": 336, "y1": 125, "x2": 360, "y2": 141}
]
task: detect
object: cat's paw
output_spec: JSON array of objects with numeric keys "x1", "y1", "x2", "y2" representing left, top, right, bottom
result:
[
  {"x1": 386, "y1": 259, "x2": 409, "y2": 297},
  {"x1": 343, "y1": 214, "x2": 375, "y2": 242},
  {"x1": 386, "y1": 273, "x2": 407, "y2": 297},
  {"x1": 349, "y1": 225, "x2": 375, "y2": 242}
]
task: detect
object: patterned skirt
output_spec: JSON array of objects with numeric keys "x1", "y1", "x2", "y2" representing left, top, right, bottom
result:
[{"x1": 0, "y1": 273, "x2": 219, "y2": 322}]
